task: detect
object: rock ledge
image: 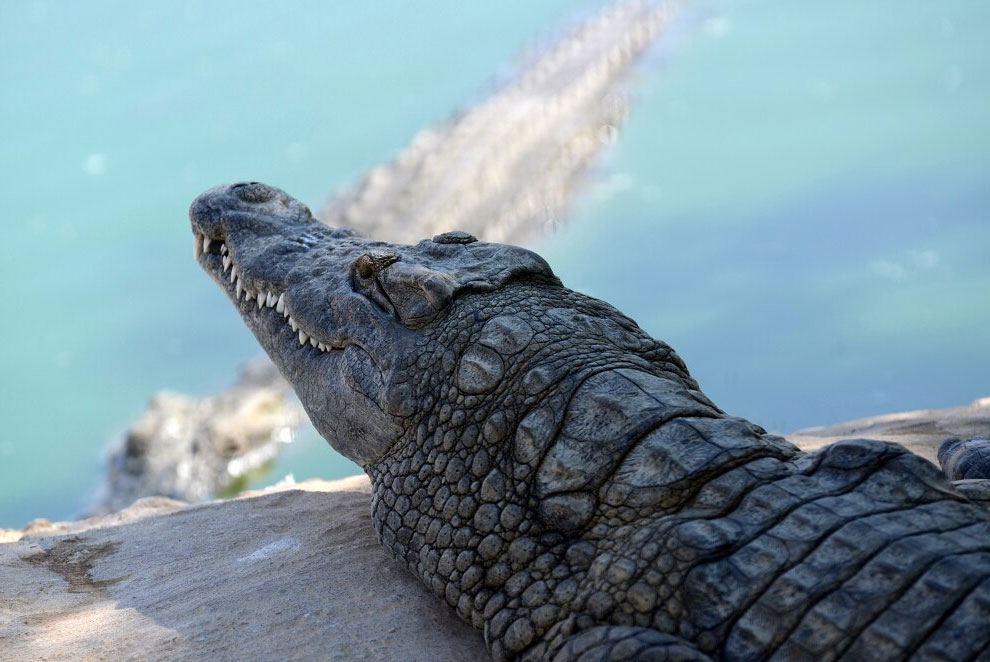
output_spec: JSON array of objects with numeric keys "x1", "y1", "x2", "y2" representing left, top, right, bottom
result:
[{"x1": 0, "y1": 476, "x2": 487, "y2": 661}]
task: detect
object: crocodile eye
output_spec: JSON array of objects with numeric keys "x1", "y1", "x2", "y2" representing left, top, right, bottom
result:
[
  {"x1": 350, "y1": 252, "x2": 403, "y2": 317},
  {"x1": 350, "y1": 251, "x2": 402, "y2": 308}
]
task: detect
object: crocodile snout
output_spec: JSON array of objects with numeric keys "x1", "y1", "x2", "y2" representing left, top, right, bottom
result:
[{"x1": 189, "y1": 182, "x2": 312, "y2": 241}]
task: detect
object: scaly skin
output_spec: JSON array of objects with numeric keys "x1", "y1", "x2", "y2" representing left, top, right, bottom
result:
[
  {"x1": 190, "y1": 182, "x2": 990, "y2": 661},
  {"x1": 940, "y1": 437, "x2": 990, "y2": 482}
]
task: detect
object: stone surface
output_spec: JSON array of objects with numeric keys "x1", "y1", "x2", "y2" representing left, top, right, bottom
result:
[
  {"x1": 0, "y1": 476, "x2": 487, "y2": 661},
  {"x1": 788, "y1": 396, "x2": 990, "y2": 466}
]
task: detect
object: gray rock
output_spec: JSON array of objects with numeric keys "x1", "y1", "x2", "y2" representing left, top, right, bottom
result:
[
  {"x1": 790, "y1": 396, "x2": 990, "y2": 466},
  {"x1": 0, "y1": 477, "x2": 487, "y2": 660}
]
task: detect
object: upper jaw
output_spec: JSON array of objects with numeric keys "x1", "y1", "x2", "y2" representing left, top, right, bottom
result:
[
  {"x1": 195, "y1": 231, "x2": 346, "y2": 355},
  {"x1": 188, "y1": 181, "x2": 312, "y2": 252},
  {"x1": 189, "y1": 185, "x2": 342, "y2": 356},
  {"x1": 189, "y1": 184, "x2": 406, "y2": 465}
]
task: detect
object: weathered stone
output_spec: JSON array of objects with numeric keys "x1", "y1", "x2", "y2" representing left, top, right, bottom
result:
[
  {"x1": 788, "y1": 396, "x2": 990, "y2": 466},
  {"x1": 0, "y1": 477, "x2": 486, "y2": 660}
]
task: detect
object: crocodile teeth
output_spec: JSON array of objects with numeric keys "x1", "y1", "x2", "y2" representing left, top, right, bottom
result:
[
  {"x1": 220, "y1": 243, "x2": 228, "y2": 255},
  {"x1": 202, "y1": 236, "x2": 211, "y2": 254},
  {"x1": 217, "y1": 260, "x2": 326, "y2": 353}
]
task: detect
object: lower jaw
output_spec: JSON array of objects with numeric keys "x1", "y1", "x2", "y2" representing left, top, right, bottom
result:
[{"x1": 202, "y1": 256, "x2": 336, "y2": 355}]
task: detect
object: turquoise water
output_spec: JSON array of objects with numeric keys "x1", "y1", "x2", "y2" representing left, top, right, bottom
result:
[{"x1": 1, "y1": 1, "x2": 988, "y2": 528}]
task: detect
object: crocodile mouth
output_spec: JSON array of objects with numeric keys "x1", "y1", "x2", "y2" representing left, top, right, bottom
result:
[{"x1": 194, "y1": 230, "x2": 340, "y2": 354}]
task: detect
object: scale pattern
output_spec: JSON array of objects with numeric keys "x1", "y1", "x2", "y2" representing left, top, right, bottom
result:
[{"x1": 364, "y1": 285, "x2": 990, "y2": 661}]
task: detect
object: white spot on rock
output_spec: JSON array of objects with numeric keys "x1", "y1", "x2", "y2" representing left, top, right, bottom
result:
[{"x1": 238, "y1": 536, "x2": 302, "y2": 563}]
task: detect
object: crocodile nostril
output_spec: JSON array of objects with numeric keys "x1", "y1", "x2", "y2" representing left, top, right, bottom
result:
[{"x1": 232, "y1": 182, "x2": 276, "y2": 203}]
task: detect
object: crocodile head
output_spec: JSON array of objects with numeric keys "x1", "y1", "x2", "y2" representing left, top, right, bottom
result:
[{"x1": 189, "y1": 182, "x2": 556, "y2": 466}]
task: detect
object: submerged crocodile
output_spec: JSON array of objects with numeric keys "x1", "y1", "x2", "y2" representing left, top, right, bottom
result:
[
  {"x1": 321, "y1": 1, "x2": 679, "y2": 246},
  {"x1": 92, "y1": 360, "x2": 303, "y2": 515},
  {"x1": 191, "y1": 182, "x2": 990, "y2": 661}
]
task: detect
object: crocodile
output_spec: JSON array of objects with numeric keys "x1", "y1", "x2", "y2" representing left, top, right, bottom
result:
[
  {"x1": 321, "y1": 1, "x2": 680, "y2": 246},
  {"x1": 91, "y1": 359, "x2": 303, "y2": 515},
  {"x1": 190, "y1": 181, "x2": 990, "y2": 661},
  {"x1": 95, "y1": 1, "x2": 678, "y2": 514},
  {"x1": 940, "y1": 437, "x2": 990, "y2": 482}
]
